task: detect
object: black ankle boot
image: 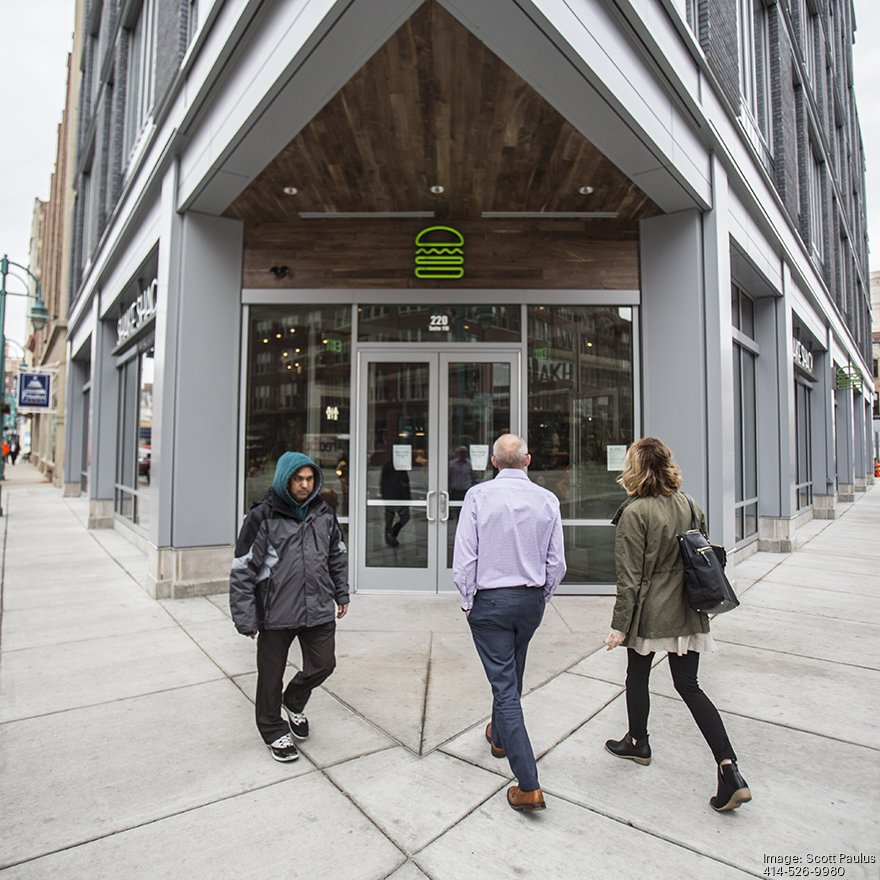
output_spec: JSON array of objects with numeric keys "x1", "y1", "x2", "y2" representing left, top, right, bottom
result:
[
  {"x1": 710, "y1": 761, "x2": 752, "y2": 812},
  {"x1": 604, "y1": 733, "x2": 651, "y2": 765}
]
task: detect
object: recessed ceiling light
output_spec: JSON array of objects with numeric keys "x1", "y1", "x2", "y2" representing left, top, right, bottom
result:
[
  {"x1": 430, "y1": 185, "x2": 445, "y2": 194},
  {"x1": 578, "y1": 186, "x2": 595, "y2": 195},
  {"x1": 282, "y1": 186, "x2": 298, "y2": 195}
]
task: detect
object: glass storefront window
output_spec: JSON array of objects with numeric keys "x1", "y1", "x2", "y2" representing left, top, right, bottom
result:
[
  {"x1": 733, "y1": 342, "x2": 758, "y2": 543},
  {"x1": 245, "y1": 306, "x2": 352, "y2": 530},
  {"x1": 115, "y1": 343, "x2": 154, "y2": 528},
  {"x1": 136, "y1": 348, "x2": 154, "y2": 529},
  {"x1": 358, "y1": 304, "x2": 520, "y2": 343},
  {"x1": 795, "y1": 380, "x2": 813, "y2": 509},
  {"x1": 527, "y1": 305, "x2": 634, "y2": 584}
]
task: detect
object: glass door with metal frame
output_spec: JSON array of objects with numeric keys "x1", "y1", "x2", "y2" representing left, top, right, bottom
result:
[{"x1": 355, "y1": 349, "x2": 519, "y2": 592}]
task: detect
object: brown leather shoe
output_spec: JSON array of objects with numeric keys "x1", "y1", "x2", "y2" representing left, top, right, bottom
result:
[
  {"x1": 485, "y1": 722, "x2": 506, "y2": 758},
  {"x1": 507, "y1": 785, "x2": 546, "y2": 811}
]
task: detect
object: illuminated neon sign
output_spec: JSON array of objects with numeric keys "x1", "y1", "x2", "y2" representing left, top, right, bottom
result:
[{"x1": 414, "y1": 226, "x2": 464, "y2": 279}]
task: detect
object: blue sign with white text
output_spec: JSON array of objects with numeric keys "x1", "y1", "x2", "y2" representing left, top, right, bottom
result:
[{"x1": 17, "y1": 372, "x2": 52, "y2": 410}]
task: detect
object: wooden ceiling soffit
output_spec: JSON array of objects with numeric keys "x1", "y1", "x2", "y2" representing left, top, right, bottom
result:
[{"x1": 224, "y1": 1, "x2": 660, "y2": 225}]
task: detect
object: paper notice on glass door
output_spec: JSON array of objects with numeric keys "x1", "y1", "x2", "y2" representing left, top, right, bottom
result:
[
  {"x1": 607, "y1": 445, "x2": 627, "y2": 471},
  {"x1": 392, "y1": 445, "x2": 412, "y2": 471},
  {"x1": 469, "y1": 444, "x2": 489, "y2": 471}
]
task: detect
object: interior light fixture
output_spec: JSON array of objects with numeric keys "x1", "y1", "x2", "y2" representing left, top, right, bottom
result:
[
  {"x1": 282, "y1": 186, "x2": 298, "y2": 195},
  {"x1": 269, "y1": 265, "x2": 290, "y2": 278},
  {"x1": 578, "y1": 185, "x2": 595, "y2": 195},
  {"x1": 586, "y1": 341, "x2": 594, "y2": 348},
  {"x1": 430, "y1": 185, "x2": 445, "y2": 194},
  {"x1": 481, "y1": 211, "x2": 618, "y2": 219},
  {"x1": 275, "y1": 332, "x2": 283, "y2": 339},
  {"x1": 262, "y1": 338, "x2": 269, "y2": 344}
]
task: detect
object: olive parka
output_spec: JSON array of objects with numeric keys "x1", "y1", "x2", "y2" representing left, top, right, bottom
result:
[{"x1": 610, "y1": 492, "x2": 710, "y2": 642}]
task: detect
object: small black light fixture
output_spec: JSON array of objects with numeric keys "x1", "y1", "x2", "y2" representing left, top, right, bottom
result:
[{"x1": 269, "y1": 265, "x2": 290, "y2": 278}]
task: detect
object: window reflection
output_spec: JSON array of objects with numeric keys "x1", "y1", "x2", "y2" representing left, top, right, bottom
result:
[
  {"x1": 527, "y1": 306, "x2": 634, "y2": 585},
  {"x1": 358, "y1": 304, "x2": 520, "y2": 343},
  {"x1": 245, "y1": 307, "x2": 351, "y2": 519}
]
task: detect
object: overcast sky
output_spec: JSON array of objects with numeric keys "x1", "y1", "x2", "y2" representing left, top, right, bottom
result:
[{"x1": 0, "y1": 1, "x2": 877, "y2": 349}]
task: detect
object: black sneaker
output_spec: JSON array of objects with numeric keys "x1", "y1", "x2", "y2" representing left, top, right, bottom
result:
[
  {"x1": 283, "y1": 705, "x2": 310, "y2": 740},
  {"x1": 267, "y1": 733, "x2": 299, "y2": 762}
]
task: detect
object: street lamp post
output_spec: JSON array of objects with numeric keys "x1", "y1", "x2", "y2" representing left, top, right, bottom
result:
[{"x1": 0, "y1": 254, "x2": 50, "y2": 515}]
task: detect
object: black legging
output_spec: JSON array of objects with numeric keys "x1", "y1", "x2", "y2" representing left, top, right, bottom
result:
[{"x1": 625, "y1": 648, "x2": 736, "y2": 764}]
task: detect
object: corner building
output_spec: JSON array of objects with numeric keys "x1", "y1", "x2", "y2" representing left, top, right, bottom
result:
[{"x1": 64, "y1": 0, "x2": 874, "y2": 597}]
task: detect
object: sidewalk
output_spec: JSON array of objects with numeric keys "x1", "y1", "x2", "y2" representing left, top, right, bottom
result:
[{"x1": 1, "y1": 478, "x2": 878, "y2": 879}]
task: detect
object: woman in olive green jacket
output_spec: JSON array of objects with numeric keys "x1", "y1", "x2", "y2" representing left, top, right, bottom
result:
[{"x1": 603, "y1": 437, "x2": 751, "y2": 813}]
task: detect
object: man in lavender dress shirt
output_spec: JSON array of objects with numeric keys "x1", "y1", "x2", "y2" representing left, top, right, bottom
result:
[{"x1": 453, "y1": 434, "x2": 566, "y2": 812}]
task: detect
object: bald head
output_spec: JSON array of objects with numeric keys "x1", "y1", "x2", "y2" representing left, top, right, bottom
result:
[{"x1": 492, "y1": 434, "x2": 530, "y2": 470}]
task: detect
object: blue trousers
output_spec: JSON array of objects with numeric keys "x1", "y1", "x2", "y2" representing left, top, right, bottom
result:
[{"x1": 468, "y1": 587, "x2": 545, "y2": 791}]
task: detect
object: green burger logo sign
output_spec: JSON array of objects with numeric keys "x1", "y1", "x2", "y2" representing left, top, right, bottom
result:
[{"x1": 414, "y1": 226, "x2": 464, "y2": 279}]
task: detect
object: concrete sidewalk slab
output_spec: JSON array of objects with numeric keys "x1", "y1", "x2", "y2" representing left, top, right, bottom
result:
[
  {"x1": 0, "y1": 680, "x2": 313, "y2": 869},
  {"x1": 232, "y1": 673, "x2": 398, "y2": 767},
  {"x1": 415, "y1": 784, "x2": 753, "y2": 880},
  {"x1": 645, "y1": 642, "x2": 878, "y2": 747},
  {"x1": 0, "y1": 598, "x2": 175, "y2": 652},
  {"x1": 742, "y1": 580, "x2": 878, "y2": 623},
  {"x1": 537, "y1": 697, "x2": 878, "y2": 879},
  {"x1": 441, "y1": 671, "x2": 620, "y2": 774},
  {"x1": 0, "y1": 626, "x2": 223, "y2": 722},
  {"x1": 758, "y1": 563, "x2": 878, "y2": 595},
  {"x1": 1, "y1": 774, "x2": 405, "y2": 880},
  {"x1": 2, "y1": 481, "x2": 878, "y2": 877},
  {"x1": 325, "y1": 747, "x2": 504, "y2": 854},
  {"x1": 712, "y1": 605, "x2": 880, "y2": 668}
]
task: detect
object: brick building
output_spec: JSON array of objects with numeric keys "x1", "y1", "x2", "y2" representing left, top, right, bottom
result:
[{"x1": 63, "y1": 0, "x2": 874, "y2": 597}]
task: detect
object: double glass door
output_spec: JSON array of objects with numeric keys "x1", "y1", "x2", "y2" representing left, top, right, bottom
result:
[{"x1": 356, "y1": 350, "x2": 520, "y2": 591}]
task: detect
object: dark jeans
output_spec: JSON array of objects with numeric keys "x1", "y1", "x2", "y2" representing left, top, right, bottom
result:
[
  {"x1": 384, "y1": 507, "x2": 410, "y2": 539},
  {"x1": 625, "y1": 648, "x2": 736, "y2": 764},
  {"x1": 468, "y1": 587, "x2": 545, "y2": 791},
  {"x1": 255, "y1": 621, "x2": 337, "y2": 744}
]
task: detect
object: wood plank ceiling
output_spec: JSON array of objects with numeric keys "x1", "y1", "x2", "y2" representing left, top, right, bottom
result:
[{"x1": 224, "y1": 1, "x2": 660, "y2": 225}]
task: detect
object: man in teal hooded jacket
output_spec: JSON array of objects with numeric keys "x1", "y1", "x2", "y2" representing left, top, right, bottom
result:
[{"x1": 230, "y1": 452, "x2": 349, "y2": 762}]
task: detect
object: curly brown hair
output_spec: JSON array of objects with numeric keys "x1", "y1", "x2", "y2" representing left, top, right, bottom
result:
[{"x1": 618, "y1": 437, "x2": 682, "y2": 497}]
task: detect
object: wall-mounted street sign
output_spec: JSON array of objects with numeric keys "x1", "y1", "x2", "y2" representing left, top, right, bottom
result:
[
  {"x1": 414, "y1": 226, "x2": 464, "y2": 279},
  {"x1": 17, "y1": 371, "x2": 53, "y2": 411}
]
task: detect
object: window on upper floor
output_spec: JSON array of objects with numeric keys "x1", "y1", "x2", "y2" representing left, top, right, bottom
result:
[
  {"x1": 803, "y1": 3, "x2": 817, "y2": 86},
  {"x1": 808, "y1": 144, "x2": 824, "y2": 263},
  {"x1": 123, "y1": 0, "x2": 157, "y2": 160},
  {"x1": 737, "y1": 0, "x2": 772, "y2": 157},
  {"x1": 188, "y1": 0, "x2": 199, "y2": 45}
]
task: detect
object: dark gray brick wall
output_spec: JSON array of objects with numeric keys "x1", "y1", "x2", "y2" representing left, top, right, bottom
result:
[
  {"x1": 155, "y1": 0, "x2": 184, "y2": 110},
  {"x1": 698, "y1": 0, "x2": 741, "y2": 110}
]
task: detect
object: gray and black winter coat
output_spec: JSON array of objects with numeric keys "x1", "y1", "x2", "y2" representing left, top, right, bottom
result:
[{"x1": 229, "y1": 460, "x2": 349, "y2": 634}]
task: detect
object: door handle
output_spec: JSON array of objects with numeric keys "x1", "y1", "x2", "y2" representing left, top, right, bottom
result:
[
  {"x1": 439, "y1": 491, "x2": 449, "y2": 522},
  {"x1": 426, "y1": 490, "x2": 436, "y2": 522}
]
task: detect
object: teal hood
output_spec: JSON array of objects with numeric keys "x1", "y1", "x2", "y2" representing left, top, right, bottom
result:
[{"x1": 272, "y1": 452, "x2": 324, "y2": 520}]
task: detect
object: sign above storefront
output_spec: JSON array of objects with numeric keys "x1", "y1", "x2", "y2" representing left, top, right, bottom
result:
[
  {"x1": 792, "y1": 338, "x2": 814, "y2": 375},
  {"x1": 117, "y1": 278, "x2": 158, "y2": 346},
  {"x1": 17, "y1": 371, "x2": 53, "y2": 411},
  {"x1": 414, "y1": 226, "x2": 464, "y2": 279}
]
